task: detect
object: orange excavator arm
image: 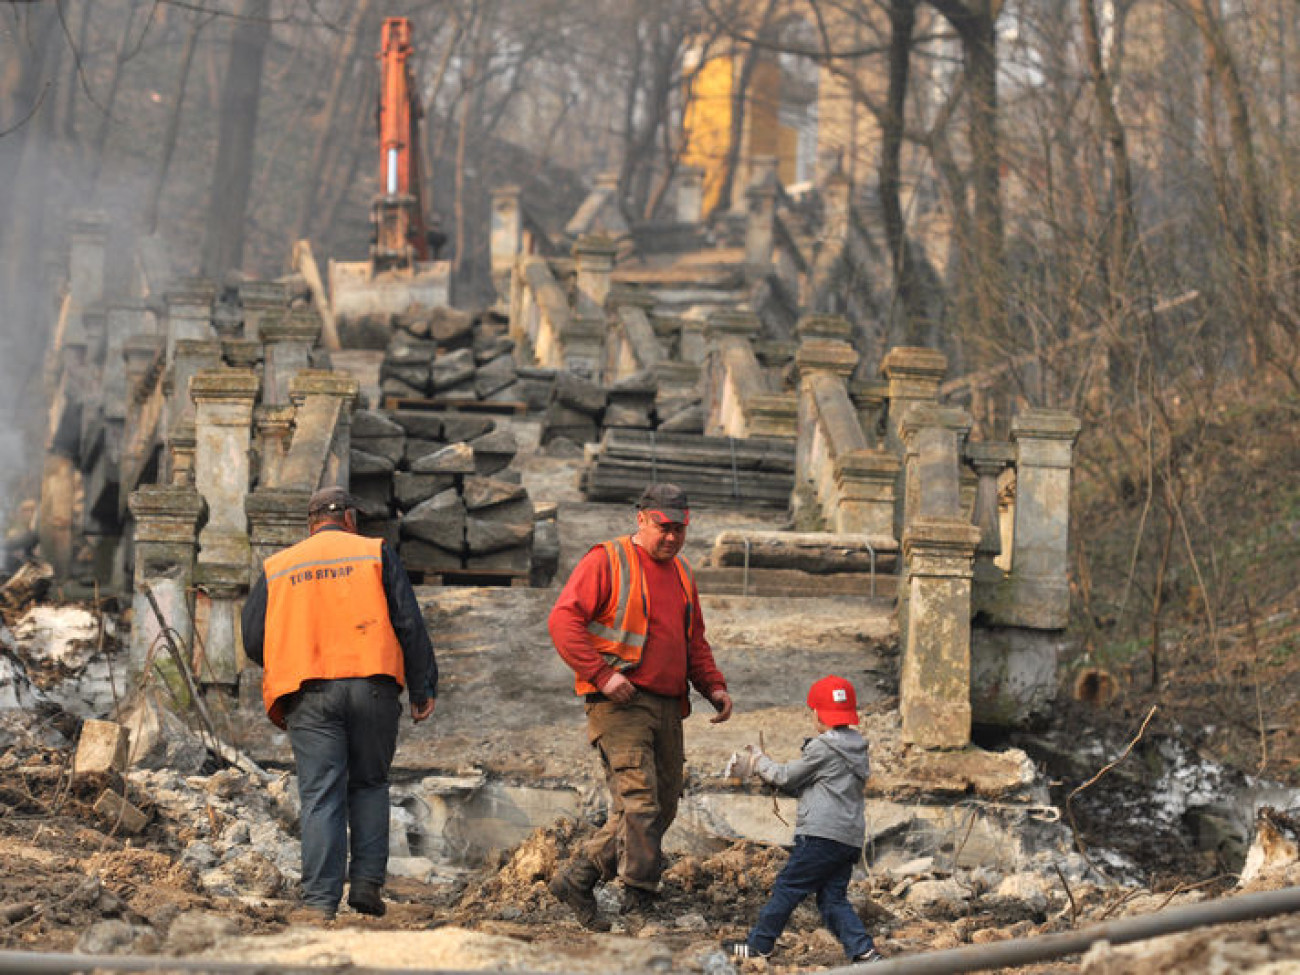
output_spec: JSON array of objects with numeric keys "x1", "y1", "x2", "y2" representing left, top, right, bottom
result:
[{"x1": 373, "y1": 17, "x2": 432, "y2": 267}]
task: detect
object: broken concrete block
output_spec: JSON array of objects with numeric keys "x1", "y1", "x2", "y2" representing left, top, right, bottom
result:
[
  {"x1": 471, "y1": 428, "x2": 518, "y2": 476},
  {"x1": 553, "y1": 372, "x2": 607, "y2": 414},
  {"x1": 403, "y1": 437, "x2": 444, "y2": 467},
  {"x1": 411, "y1": 442, "x2": 476, "y2": 475},
  {"x1": 474, "y1": 356, "x2": 518, "y2": 399},
  {"x1": 74, "y1": 719, "x2": 130, "y2": 776},
  {"x1": 400, "y1": 539, "x2": 465, "y2": 572},
  {"x1": 401, "y1": 490, "x2": 466, "y2": 551},
  {"x1": 462, "y1": 476, "x2": 528, "y2": 511},
  {"x1": 351, "y1": 409, "x2": 405, "y2": 439},
  {"x1": 394, "y1": 472, "x2": 456, "y2": 510},
  {"x1": 427, "y1": 306, "x2": 474, "y2": 346},
  {"x1": 390, "y1": 411, "x2": 444, "y2": 440},
  {"x1": 431, "y1": 348, "x2": 477, "y2": 391},
  {"x1": 351, "y1": 435, "x2": 405, "y2": 466},
  {"x1": 441, "y1": 414, "x2": 496, "y2": 443},
  {"x1": 350, "y1": 448, "x2": 396, "y2": 476},
  {"x1": 94, "y1": 788, "x2": 149, "y2": 833},
  {"x1": 466, "y1": 499, "x2": 535, "y2": 555},
  {"x1": 380, "y1": 360, "x2": 431, "y2": 391}
]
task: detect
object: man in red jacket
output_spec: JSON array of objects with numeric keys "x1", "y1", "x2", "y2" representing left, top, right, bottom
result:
[{"x1": 548, "y1": 483, "x2": 733, "y2": 930}]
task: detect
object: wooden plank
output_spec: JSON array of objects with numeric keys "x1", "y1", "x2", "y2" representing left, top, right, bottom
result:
[
  {"x1": 694, "y1": 566, "x2": 897, "y2": 599},
  {"x1": 382, "y1": 396, "x2": 529, "y2": 415},
  {"x1": 419, "y1": 568, "x2": 531, "y2": 587},
  {"x1": 711, "y1": 530, "x2": 899, "y2": 574}
]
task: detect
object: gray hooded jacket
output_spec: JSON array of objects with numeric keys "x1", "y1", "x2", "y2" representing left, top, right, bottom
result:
[{"x1": 754, "y1": 726, "x2": 870, "y2": 848}]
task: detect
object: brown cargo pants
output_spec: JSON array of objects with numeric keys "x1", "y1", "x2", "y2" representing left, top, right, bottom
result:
[{"x1": 581, "y1": 691, "x2": 685, "y2": 892}]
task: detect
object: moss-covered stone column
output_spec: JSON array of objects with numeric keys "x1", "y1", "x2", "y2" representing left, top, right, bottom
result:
[
  {"x1": 127, "y1": 485, "x2": 206, "y2": 680},
  {"x1": 900, "y1": 516, "x2": 981, "y2": 749}
]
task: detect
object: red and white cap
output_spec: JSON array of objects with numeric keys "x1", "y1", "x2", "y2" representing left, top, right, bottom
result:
[{"x1": 806, "y1": 675, "x2": 859, "y2": 727}]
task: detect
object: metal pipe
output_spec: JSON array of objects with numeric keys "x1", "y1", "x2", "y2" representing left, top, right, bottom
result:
[
  {"x1": 0, "y1": 950, "x2": 546, "y2": 975},
  {"x1": 823, "y1": 885, "x2": 1300, "y2": 975}
]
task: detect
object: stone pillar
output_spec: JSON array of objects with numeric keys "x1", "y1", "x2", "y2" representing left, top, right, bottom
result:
[
  {"x1": 1001, "y1": 410, "x2": 1082, "y2": 629},
  {"x1": 164, "y1": 340, "x2": 223, "y2": 481},
  {"x1": 967, "y1": 441, "x2": 1016, "y2": 613},
  {"x1": 237, "y1": 280, "x2": 288, "y2": 341},
  {"x1": 796, "y1": 313, "x2": 853, "y2": 344},
  {"x1": 68, "y1": 213, "x2": 108, "y2": 310},
  {"x1": 491, "y1": 185, "x2": 523, "y2": 278},
  {"x1": 900, "y1": 517, "x2": 981, "y2": 749},
  {"x1": 104, "y1": 304, "x2": 149, "y2": 414},
  {"x1": 705, "y1": 311, "x2": 763, "y2": 435},
  {"x1": 169, "y1": 422, "x2": 197, "y2": 488},
  {"x1": 261, "y1": 311, "x2": 321, "y2": 406},
  {"x1": 123, "y1": 335, "x2": 164, "y2": 404},
  {"x1": 164, "y1": 280, "x2": 217, "y2": 360},
  {"x1": 674, "y1": 166, "x2": 705, "y2": 224},
  {"x1": 881, "y1": 346, "x2": 948, "y2": 452},
  {"x1": 899, "y1": 404, "x2": 972, "y2": 525},
  {"x1": 127, "y1": 485, "x2": 206, "y2": 680},
  {"x1": 793, "y1": 339, "x2": 863, "y2": 529},
  {"x1": 190, "y1": 369, "x2": 258, "y2": 688},
  {"x1": 191, "y1": 369, "x2": 258, "y2": 570},
  {"x1": 745, "y1": 160, "x2": 779, "y2": 275},
  {"x1": 246, "y1": 488, "x2": 311, "y2": 574},
  {"x1": 832, "y1": 450, "x2": 901, "y2": 537},
  {"x1": 573, "y1": 235, "x2": 618, "y2": 316},
  {"x1": 849, "y1": 379, "x2": 888, "y2": 448}
]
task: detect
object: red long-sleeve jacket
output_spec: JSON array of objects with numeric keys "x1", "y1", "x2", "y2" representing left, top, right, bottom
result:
[{"x1": 549, "y1": 542, "x2": 727, "y2": 703}]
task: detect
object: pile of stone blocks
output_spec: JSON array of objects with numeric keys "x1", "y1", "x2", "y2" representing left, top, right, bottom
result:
[
  {"x1": 349, "y1": 408, "x2": 550, "y2": 582},
  {"x1": 538, "y1": 370, "x2": 705, "y2": 447},
  {"x1": 378, "y1": 308, "x2": 527, "y2": 407}
]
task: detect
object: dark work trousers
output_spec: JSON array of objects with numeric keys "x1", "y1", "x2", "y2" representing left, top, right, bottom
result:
[
  {"x1": 285, "y1": 676, "x2": 402, "y2": 912},
  {"x1": 747, "y1": 834, "x2": 875, "y2": 958},
  {"x1": 582, "y1": 691, "x2": 685, "y2": 892}
]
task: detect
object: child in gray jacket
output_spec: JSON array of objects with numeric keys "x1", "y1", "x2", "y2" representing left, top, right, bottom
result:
[{"x1": 725, "y1": 675, "x2": 882, "y2": 964}]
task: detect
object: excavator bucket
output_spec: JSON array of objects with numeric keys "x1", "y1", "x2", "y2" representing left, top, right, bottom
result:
[{"x1": 329, "y1": 258, "x2": 451, "y2": 323}]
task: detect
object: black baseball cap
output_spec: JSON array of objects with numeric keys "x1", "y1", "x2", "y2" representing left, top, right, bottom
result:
[
  {"x1": 636, "y1": 483, "x2": 690, "y2": 525},
  {"x1": 307, "y1": 486, "x2": 358, "y2": 516}
]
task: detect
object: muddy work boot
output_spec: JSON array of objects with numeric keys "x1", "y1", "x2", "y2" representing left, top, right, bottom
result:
[
  {"x1": 620, "y1": 884, "x2": 658, "y2": 915},
  {"x1": 347, "y1": 878, "x2": 387, "y2": 917},
  {"x1": 548, "y1": 860, "x2": 609, "y2": 931}
]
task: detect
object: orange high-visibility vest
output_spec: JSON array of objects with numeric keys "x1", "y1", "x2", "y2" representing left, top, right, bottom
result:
[
  {"x1": 261, "y1": 530, "x2": 405, "y2": 725},
  {"x1": 574, "y1": 535, "x2": 696, "y2": 696}
]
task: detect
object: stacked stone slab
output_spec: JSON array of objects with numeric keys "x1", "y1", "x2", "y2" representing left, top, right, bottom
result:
[
  {"x1": 378, "y1": 307, "x2": 526, "y2": 407},
  {"x1": 538, "y1": 368, "x2": 706, "y2": 446},
  {"x1": 347, "y1": 408, "x2": 546, "y2": 582},
  {"x1": 580, "y1": 429, "x2": 794, "y2": 507}
]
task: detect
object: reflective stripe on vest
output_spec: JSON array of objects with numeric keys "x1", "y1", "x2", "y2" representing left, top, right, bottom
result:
[
  {"x1": 261, "y1": 530, "x2": 405, "y2": 723},
  {"x1": 574, "y1": 535, "x2": 695, "y2": 695}
]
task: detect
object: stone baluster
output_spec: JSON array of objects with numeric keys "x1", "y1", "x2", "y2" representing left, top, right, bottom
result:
[
  {"x1": 253, "y1": 405, "x2": 295, "y2": 489},
  {"x1": 674, "y1": 166, "x2": 705, "y2": 224},
  {"x1": 966, "y1": 441, "x2": 1016, "y2": 614},
  {"x1": 1000, "y1": 410, "x2": 1082, "y2": 629},
  {"x1": 261, "y1": 311, "x2": 321, "y2": 406},
  {"x1": 705, "y1": 311, "x2": 762, "y2": 436},
  {"x1": 900, "y1": 516, "x2": 981, "y2": 749},
  {"x1": 127, "y1": 484, "x2": 207, "y2": 680}
]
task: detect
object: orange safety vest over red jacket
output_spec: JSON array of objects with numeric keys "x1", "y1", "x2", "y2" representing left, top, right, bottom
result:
[
  {"x1": 261, "y1": 530, "x2": 405, "y2": 726},
  {"x1": 573, "y1": 534, "x2": 696, "y2": 696}
]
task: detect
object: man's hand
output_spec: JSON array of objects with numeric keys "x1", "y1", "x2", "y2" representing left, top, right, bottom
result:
[
  {"x1": 598, "y1": 671, "x2": 637, "y2": 704},
  {"x1": 411, "y1": 698, "x2": 435, "y2": 723},
  {"x1": 708, "y1": 689, "x2": 733, "y2": 724}
]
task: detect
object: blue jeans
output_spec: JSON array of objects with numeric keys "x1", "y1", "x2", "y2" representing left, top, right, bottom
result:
[
  {"x1": 748, "y1": 834, "x2": 875, "y2": 959},
  {"x1": 285, "y1": 677, "x2": 402, "y2": 911}
]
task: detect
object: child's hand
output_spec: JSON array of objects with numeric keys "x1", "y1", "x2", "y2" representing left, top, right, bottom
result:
[{"x1": 727, "y1": 744, "x2": 764, "y2": 779}]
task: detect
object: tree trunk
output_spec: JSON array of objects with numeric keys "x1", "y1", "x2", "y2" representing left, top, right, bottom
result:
[
  {"x1": 88, "y1": 0, "x2": 147, "y2": 198},
  {"x1": 144, "y1": 13, "x2": 212, "y2": 235},
  {"x1": 200, "y1": 0, "x2": 273, "y2": 278},
  {"x1": 880, "y1": 0, "x2": 930, "y2": 346},
  {"x1": 291, "y1": 0, "x2": 371, "y2": 245}
]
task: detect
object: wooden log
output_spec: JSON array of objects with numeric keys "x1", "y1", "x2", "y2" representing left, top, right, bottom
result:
[
  {"x1": 693, "y1": 566, "x2": 897, "y2": 599},
  {"x1": 711, "y1": 530, "x2": 899, "y2": 574},
  {"x1": 597, "y1": 429, "x2": 796, "y2": 472}
]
